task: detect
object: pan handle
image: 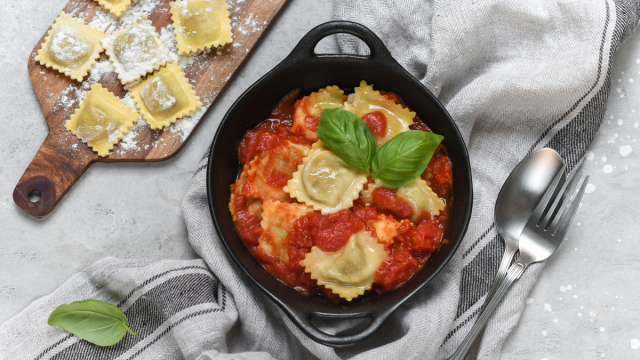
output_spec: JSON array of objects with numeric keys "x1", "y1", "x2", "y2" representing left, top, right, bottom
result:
[
  {"x1": 277, "y1": 299, "x2": 394, "y2": 346},
  {"x1": 285, "y1": 20, "x2": 395, "y2": 63}
]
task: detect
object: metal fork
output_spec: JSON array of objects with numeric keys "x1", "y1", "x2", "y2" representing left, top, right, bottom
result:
[{"x1": 448, "y1": 166, "x2": 589, "y2": 360}]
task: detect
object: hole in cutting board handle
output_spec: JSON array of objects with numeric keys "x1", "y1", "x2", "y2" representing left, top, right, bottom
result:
[{"x1": 28, "y1": 189, "x2": 42, "y2": 203}]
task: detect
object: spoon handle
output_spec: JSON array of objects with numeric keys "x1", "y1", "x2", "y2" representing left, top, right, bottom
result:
[
  {"x1": 448, "y1": 261, "x2": 527, "y2": 360},
  {"x1": 462, "y1": 244, "x2": 518, "y2": 359}
]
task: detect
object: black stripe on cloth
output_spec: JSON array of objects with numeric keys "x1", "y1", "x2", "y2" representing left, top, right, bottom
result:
[
  {"x1": 34, "y1": 335, "x2": 74, "y2": 360},
  {"x1": 443, "y1": 0, "x2": 619, "y2": 344},
  {"x1": 34, "y1": 266, "x2": 214, "y2": 360},
  {"x1": 117, "y1": 265, "x2": 211, "y2": 307},
  {"x1": 462, "y1": 224, "x2": 495, "y2": 259},
  {"x1": 193, "y1": 163, "x2": 208, "y2": 177},
  {"x1": 442, "y1": 307, "x2": 482, "y2": 346},
  {"x1": 125, "y1": 308, "x2": 222, "y2": 360},
  {"x1": 455, "y1": 235, "x2": 504, "y2": 318},
  {"x1": 48, "y1": 273, "x2": 218, "y2": 360}
]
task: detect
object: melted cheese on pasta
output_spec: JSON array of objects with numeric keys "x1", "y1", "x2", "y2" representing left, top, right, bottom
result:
[
  {"x1": 368, "y1": 214, "x2": 401, "y2": 244},
  {"x1": 284, "y1": 142, "x2": 368, "y2": 214},
  {"x1": 301, "y1": 230, "x2": 389, "y2": 301}
]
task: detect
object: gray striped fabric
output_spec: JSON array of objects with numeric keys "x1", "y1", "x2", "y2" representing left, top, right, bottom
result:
[{"x1": 1, "y1": 0, "x2": 638, "y2": 359}]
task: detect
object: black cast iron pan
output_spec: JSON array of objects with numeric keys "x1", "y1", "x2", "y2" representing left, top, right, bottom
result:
[{"x1": 206, "y1": 21, "x2": 473, "y2": 347}]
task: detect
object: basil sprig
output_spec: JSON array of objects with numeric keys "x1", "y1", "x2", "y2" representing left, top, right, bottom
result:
[
  {"x1": 372, "y1": 131, "x2": 443, "y2": 187},
  {"x1": 317, "y1": 108, "x2": 444, "y2": 188},
  {"x1": 48, "y1": 299, "x2": 137, "y2": 346},
  {"x1": 318, "y1": 108, "x2": 378, "y2": 173}
]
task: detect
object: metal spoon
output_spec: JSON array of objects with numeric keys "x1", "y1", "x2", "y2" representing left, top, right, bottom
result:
[
  {"x1": 452, "y1": 165, "x2": 589, "y2": 360},
  {"x1": 462, "y1": 148, "x2": 564, "y2": 359}
]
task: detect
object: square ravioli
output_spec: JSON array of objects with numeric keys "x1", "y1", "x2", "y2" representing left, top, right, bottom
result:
[
  {"x1": 102, "y1": 18, "x2": 171, "y2": 84},
  {"x1": 35, "y1": 12, "x2": 106, "y2": 81},
  {"x1": 129, "y1": 62, "x2": 202, "y2": 129},
  {"x1": 65, "y1": 83, "x2": 138, "y2": 156},
  {"x1": 93, "y1": 0, "x2": 136, "y2": 17},
  {"x1": 170, "y1": 0, "x2": 232, "y2": 54}
]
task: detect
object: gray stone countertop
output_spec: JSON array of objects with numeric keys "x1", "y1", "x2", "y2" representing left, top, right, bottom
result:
[{"x1": 1, "y1": 0, "x2": 639, "y2": 358}]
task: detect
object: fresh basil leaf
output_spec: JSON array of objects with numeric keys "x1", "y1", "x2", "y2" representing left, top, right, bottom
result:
[
  {"x1": 371, "y1": 130, "x2": 444, "y2": 188},
  {"x1": 48, "y1": 299, "x2": 136, "y2": 346},
  {"x1": 317, "y1": 108, "x2": 378, "y2": 173}
]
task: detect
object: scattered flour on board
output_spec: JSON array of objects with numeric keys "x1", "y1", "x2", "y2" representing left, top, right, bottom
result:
[
  {"x1": 118, "y1": 93, "x2": 147, "y2": 153},
  {"x1": 88, "y1": 9, "x2": 118, "y2": 34},
  {"x1": 544, "y1": 303, "x2": 552, "y2": 312},
  {"x1": 525, "y1": 298, "x2": 534, "y2": 304},
  {"x1": 169, "y1": 106, "x2": 206, "y2": 141},
  {"x1": 632, "y1": 339, "x2": 640, "y2": 349},
  {"x1": 54, "y1": 60, "x2": 115, "y2": 112},
  {"x1": 118, "y1": 0, "x2": 160, "y2": 28},
  {"x1": 619, "y1": 145, "x2": 632, "y2": 157},
  {"x1": 603, "y1": 164, "x2": 613, "y2": 173}
]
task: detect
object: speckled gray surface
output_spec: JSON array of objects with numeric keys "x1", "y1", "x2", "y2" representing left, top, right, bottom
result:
[{"x1": 0, "y1": 0, "x2": 639, "y2": 358}]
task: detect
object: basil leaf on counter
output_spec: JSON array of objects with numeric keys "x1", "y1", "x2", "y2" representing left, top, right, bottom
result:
[
  {"x1": 48, "y1": 299, "x2": 137, "y2": 346},
  {"x1": 371, "y1": 130, "x2": 444, "y2": 188},
  {"x1": 317, "y1": 108, "x2": 378, "y2": 173}
]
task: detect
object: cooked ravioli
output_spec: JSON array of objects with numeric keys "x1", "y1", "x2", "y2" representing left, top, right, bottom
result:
[
  {"x1": 35, "y1": 12, "x2": 106, "y2": 81},
  {"x1": 65, "y1": 83, "x2": 138, "y2": 156},
  {"x1": 130, "y1": 62, "x2": 202, "y2": 129},
  {"x1": 342, "y1": 81, "x2": 416, "y2": 145},
  {"x1": 235, "y1": 141, "x2": 311, "y2": 203},
  {"x1": 259, "y1": 200, "x2": 312, "y2": 263},
  {"x1": 94, "y1": 0, "x2": 136, "y2": 17},
  {"x1": 362, "y1": 179, "x2": 445, "y2": 222},
  {"x1": 284, "y1": 141, "x2": 368, "y2": 214},
  {"x1": 291, "y1": 86, "x2": 346, "y2": 142},
  {"x1": 102, "y1": 18, "x2": 171, "y2": 84},
  {"x1": 291, "y1": 82, "x2": 414, "y2": 145},
  {"x1": 301, "y1": 230, "x2": 389, "y2": 301},
  {"x1": 170, "y1": 0, "x2": 233, "y2": 54}
]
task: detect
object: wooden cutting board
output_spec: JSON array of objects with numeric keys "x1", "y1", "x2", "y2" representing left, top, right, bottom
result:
[{"x1": 13, "y1": 0, "x2": 289, "y2": 217}]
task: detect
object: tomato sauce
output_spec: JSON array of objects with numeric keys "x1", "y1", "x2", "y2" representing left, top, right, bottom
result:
[
  {"x1": 231, "y1": 88, "x2": 454, "y2": 300},
  {"x1": 361, "y1": 111, "x2": 388, "y2": 139}
]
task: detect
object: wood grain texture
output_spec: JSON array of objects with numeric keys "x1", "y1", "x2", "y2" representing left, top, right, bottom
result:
[{"x1": 14, "y1": 0, "x2": 289, "y2": 217}]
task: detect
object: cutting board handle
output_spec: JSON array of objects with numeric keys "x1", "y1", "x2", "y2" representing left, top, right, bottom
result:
[{"x1": 13, "y1": 135, "x2": 93, "y2": 217}]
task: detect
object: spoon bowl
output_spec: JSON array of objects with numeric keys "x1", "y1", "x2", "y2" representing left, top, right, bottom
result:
[{"x1": 495, "y1": 149, "x2": 565, "y2": 245}]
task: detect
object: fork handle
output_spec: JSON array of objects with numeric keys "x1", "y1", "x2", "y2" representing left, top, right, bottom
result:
[
  {"x1": 462, "y1": 245, "x2": 518, "y2": 359},
  {"x1": 448, "y1": 261, "x2": 527, "y2": 360}
]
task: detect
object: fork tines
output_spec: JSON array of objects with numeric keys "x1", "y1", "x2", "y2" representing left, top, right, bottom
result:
[{"x1": 529, "y1": 165, "x2": 589, "y2": 239}]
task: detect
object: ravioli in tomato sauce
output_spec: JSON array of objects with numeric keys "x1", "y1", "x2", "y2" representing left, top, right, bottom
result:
[{"x1": 229, "y1": 81, "x2": 453, "y2": 301}]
